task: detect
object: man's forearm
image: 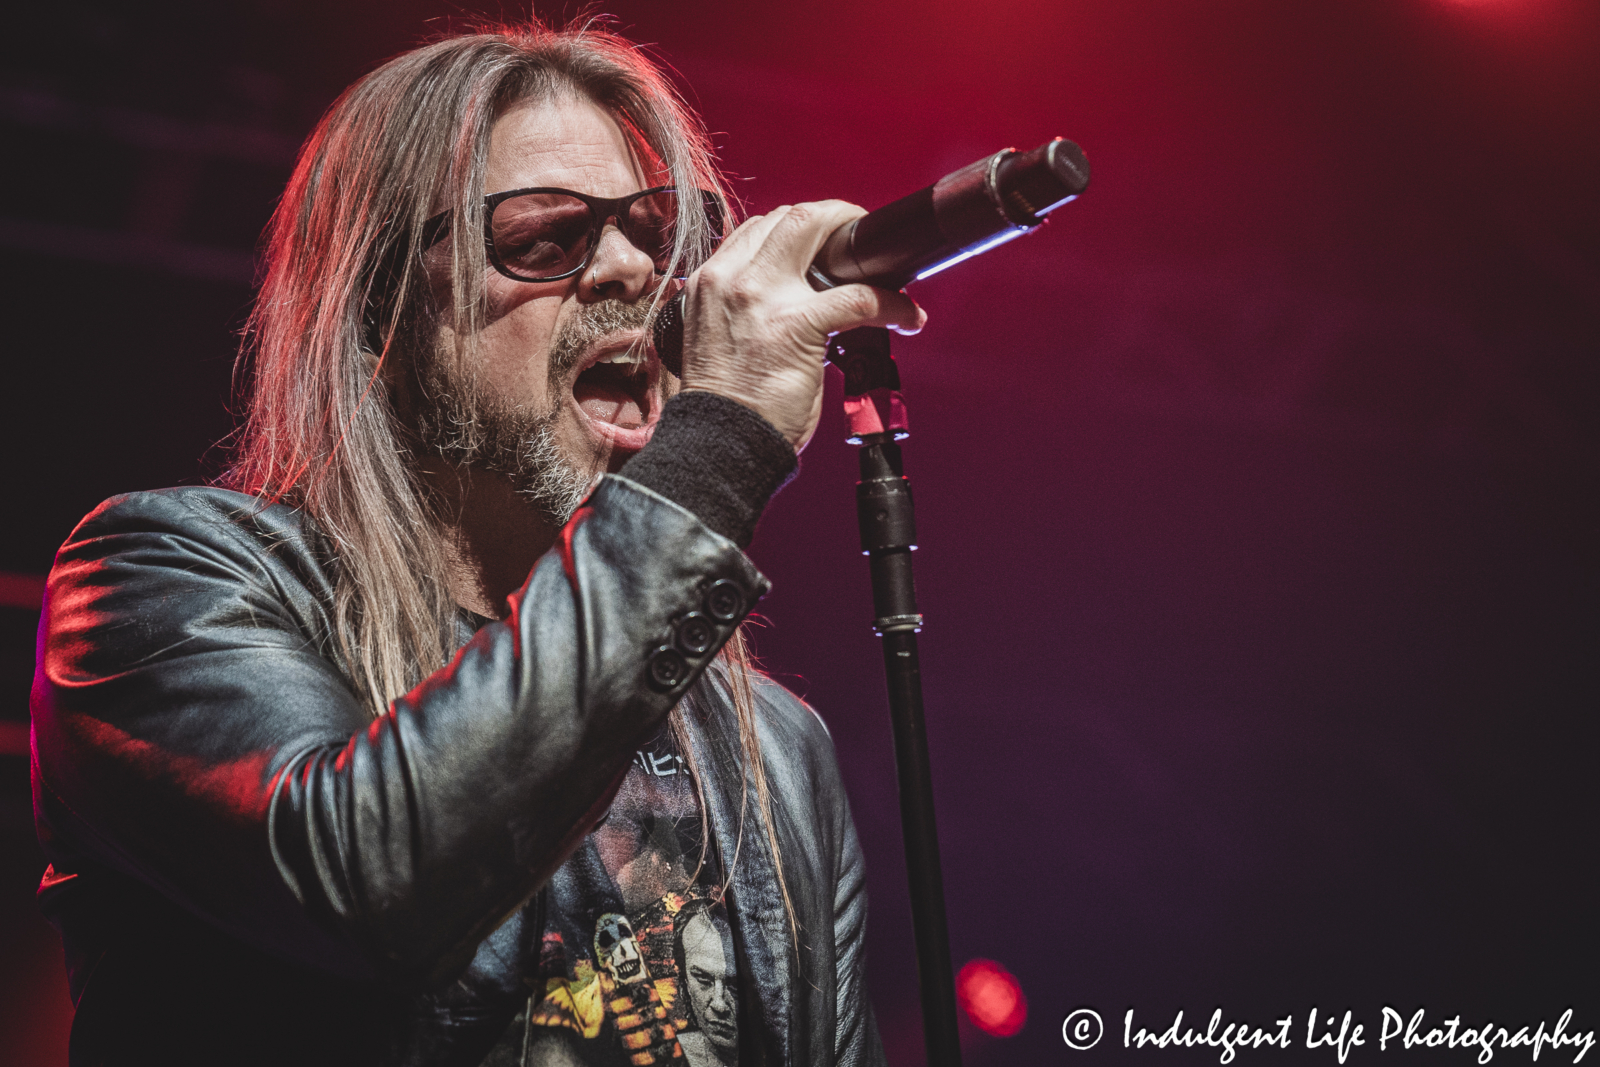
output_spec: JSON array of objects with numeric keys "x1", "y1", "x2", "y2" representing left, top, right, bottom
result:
[
  {"x1": 619, "y1": 389, "x2": 798, "y2": 550},
  {"x1": 34, "y1": 480, "x2": 767, "y2": 987}
]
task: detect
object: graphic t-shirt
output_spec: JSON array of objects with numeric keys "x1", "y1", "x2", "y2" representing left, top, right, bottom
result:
[{"x1": 483, "y1": 725, "x2": 742, "y2": 1067}]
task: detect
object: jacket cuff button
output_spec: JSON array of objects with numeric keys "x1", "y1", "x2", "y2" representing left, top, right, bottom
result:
[
  {"x1": 647, "y1": 646, "x2": 690, "y2": 691},
  {"x1": 704, "y1": 579, "x2": 745, "y2": 622},
  {"x1": 674, "y1": 612, "x2": 715, "y2": 656}
]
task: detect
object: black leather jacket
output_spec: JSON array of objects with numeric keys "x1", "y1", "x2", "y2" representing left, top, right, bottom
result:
[{"x1": 31, "y1": 477, "x2": 884, "y2": 1066}]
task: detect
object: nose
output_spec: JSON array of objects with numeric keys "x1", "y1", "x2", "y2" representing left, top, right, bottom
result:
[
  {"x1": 578, "y1": 218, "x2": 656, "y2": 303},
  {"x1": 707, "y1": 978, "x2": 732, "y2": 1017}
]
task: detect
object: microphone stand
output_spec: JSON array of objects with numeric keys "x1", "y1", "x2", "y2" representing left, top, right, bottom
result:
[
  {"x1": 829, "y1": 326, "x2": 962, "y2": 1067},
  {"x1": 651, "y1": 140, "x2": 1089, "y2": 1066}
]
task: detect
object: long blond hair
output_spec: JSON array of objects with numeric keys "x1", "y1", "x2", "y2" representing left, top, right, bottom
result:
[{"x1": 225, "y1": 22, "x2": 795, "y2": 933}]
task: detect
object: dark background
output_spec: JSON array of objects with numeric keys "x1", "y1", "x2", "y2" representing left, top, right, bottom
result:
[{"x1": 1, "y1": 1, "x2": 1595, "y2": 1064}]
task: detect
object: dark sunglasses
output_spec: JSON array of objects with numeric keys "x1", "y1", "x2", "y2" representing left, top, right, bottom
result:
[{"x1": 421, "y1": 185, "x2": 725, "y2": 283}]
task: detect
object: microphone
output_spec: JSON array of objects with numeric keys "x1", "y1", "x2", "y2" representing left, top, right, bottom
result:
[{"x1": 653, "y1": 137, "x2": 1089, "y2": 375}]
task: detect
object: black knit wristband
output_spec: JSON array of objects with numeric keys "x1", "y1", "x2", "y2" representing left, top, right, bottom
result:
[{"x1": 619, "y1": 391, "x2": 798, "y2": 549}]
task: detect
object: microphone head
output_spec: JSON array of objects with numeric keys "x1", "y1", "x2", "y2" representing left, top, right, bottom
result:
[
  {"x1": 996, "y1": 138, "x2": 1090, "y2": 223},
  {"x1": 652, "y1": 293, "x2": 686, "y2": 378}
]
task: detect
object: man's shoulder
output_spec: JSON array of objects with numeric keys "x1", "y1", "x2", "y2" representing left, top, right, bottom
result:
[
  {"x1": 748, "y1": 672, "x2": 833, "y2": 744},
  {"x1": 742, "y1": 671, "x2": 850, "y2": 798},
  {"x1": 63, "y1": 485, "x2": 331, "y2": 574},
  {"x1": 54, "y1": 485, "x2": 334, "y2": 612},
  {"x1": 738, "y1": 670, "x2": 860, "y2": 839},
  {"x1": 74, "y1": 485, "x2": 308, "y2": 544}
]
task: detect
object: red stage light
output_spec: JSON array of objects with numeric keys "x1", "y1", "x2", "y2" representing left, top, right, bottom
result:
[{"x1": 956, "y1": 958, "x2": 1027, "y2": 1037}]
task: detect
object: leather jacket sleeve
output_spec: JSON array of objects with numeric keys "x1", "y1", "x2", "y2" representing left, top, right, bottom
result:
[{"x1": 31, "y1": 475, "x2": 766, "y2": 989}]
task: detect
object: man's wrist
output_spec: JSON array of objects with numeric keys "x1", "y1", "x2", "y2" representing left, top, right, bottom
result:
[{"x1": 618, "y1": 391, "x2": 798, "y2": 549}]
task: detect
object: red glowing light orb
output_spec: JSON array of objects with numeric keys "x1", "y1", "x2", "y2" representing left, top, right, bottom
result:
[{"x1": 956, "y1": 958, "x2": 1027, "y2": 1037}]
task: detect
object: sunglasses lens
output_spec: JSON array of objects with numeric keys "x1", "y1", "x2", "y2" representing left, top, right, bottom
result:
[
  {"x1": 488, "y1": 189, "x2": 724, "y2": 281},
  {"x1": 491, "y1": 193, "x2": 593, "y2": 280},
  {"x1": 623, "y1": 190, "x2": 682, "y2": 273}
]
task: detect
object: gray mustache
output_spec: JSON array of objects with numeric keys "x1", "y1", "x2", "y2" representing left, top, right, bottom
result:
[{"x1": 546, "y1": 299, "x2": 653, "y2": 386}]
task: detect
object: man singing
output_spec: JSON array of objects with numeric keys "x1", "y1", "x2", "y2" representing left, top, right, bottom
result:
[{"x1": 30, "y1": 21, "x2": 923, "y2": 1067}]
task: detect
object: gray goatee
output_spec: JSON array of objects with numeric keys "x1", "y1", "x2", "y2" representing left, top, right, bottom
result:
[{"x1": 415, "y1": 299, "x2": 655, "y2": 526}]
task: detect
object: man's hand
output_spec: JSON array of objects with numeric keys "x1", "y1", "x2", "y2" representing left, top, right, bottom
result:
[{"x1": 676, "y1": 200, "x2": 927, "y2": 452}]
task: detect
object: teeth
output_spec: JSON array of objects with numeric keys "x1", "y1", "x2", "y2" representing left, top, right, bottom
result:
[{"x1": 595, "y1": 351, "x2": 645, "y2": 366}]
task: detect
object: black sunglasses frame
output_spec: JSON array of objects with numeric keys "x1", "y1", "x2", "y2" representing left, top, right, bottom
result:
[{"x1": 420, "y1": 185, "x2": 724, "y2": 284}]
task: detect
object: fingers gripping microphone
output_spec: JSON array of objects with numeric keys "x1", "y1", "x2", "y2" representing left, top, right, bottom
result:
[{"x1": 652, "y1": 137, "x2": 1090, "y2": 375}]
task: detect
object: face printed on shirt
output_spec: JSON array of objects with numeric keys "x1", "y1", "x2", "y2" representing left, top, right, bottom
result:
[
  {"x1": 505, "y1": 736, "x2": 732, "y2": 1067},
  {"x1": 680, "y1": 908, "x2": 738, "y2": 1060},
  {"x1": 594, "y1": 912, "x2": 647, "y2": 984}
]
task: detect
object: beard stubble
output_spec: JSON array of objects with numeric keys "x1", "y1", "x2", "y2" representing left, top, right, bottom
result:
[{"x1": 413, "y1": 299, "x2": 657, "y2": 526}]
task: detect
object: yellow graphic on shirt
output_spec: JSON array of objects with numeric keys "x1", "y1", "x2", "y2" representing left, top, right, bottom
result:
[
  {"x1": 529, "y1": 967, "x2": 607, "y2": 1039},
  {"x1": 530, "y1": 909, "x2": 689, "y2": 1064}
]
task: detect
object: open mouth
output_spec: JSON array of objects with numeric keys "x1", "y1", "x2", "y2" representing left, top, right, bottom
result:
[{"x1": 570, "y1": 338, "x2": 660, "y2": 452}]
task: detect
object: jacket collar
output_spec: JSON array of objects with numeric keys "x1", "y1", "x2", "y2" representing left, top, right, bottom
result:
[{"x1": 681, "y1": 673, "x2": 796, "y2": 1067}]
